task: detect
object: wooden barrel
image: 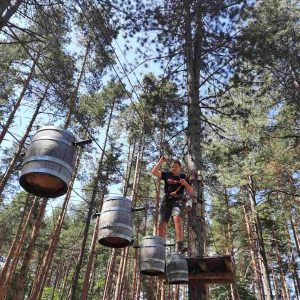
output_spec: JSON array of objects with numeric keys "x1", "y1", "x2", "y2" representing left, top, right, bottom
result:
[
  {"x1": 166, "y1": 253, "x2": 188, "y2": 284},
  {"x1": 140, "y1": 235, "x2": 165, "y2": 276},
  {"x1": 19, "y1": 126, "x2": 76, "y2": 198},
  {"x1": 98, "y1": 196, "x2": 133, "y2": 248}
]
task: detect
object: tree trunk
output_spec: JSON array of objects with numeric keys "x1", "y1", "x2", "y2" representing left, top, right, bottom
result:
[
  {"x1": 81, "y1": 196, "x2": 103, "y2": 300},
  {"x1": 135, "y1": 198, "x2": 148, "y2": 300},
  {"x1": 50, "y1": 271, "x2": 59, "y2": 300},
  {"x1": 271, "y1": 268, "x2": 279, "y2": 300},
  {"x1": 114, "y1": 136, "x2": 144, "y2": 300},
  {"x1": 246, "y1": 176, "x2": 273, "y2": 300},
  {"x1": 0, "y1": 193, "x2": 33, "y2": 291},
  {"x1": 29, "y1": 150, "x2": 82, "y2": 300},
  {"x1": 60, "y1": 256, "x2": 73, "y2": 300},
  {"x1": 69, "y1": 101, "x2": 115, "y2": 299},
  {"x1": 223, "y1": 188, "x2": 241, "y2": 300},
  {"x1": 122, "y1": 141, "x2": 135, "y2": 202},
  {"x1": 0, "y1": 53, "x2": 39, "y2": 145},
  {"x1": 243, "y1": 205, "x2": 264, "y2": 300},
  {"x1": 290, "y1": 213, "x2": 300, "y2": 258},
  {"x1": 182, "y1": 1, "x2": 207, "y2": 298},
  {"x1": 13, "y1": 195, "x2": 51, "y2": 300},
  {"x1": 272, "y1": 229, "x2": 290, "y2": 300},
  {"x1": 0, "y1": 197, "x2": 47, "y2": 300},
  {"x1": 103, "y1": 248, "x2": 117, "y2": 300},
  {"x1": 0, "y1": 0, "x2": 23, "y2": 30},
  {"x1": 153, "y1": 127, "x2": 165, "y2": 235},
  {"x1": 89, "y1": 252, "x2": 98, "y2": 299},
  {"x1": 114, "y1": 247, "x2": 130, "y2": 300},
  {"x1": 284, "y1": 216, "x2": 300, "y2": 298},
  {"x1": 0, "y1": 82, "x2": 50, "y2": 196},
  {"x1": 64, "y1": 42, "x2": 90, "y2": 129}
]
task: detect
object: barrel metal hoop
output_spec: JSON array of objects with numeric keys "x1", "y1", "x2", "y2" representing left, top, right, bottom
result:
[
  {"x1": 167, "y1": 270, "x2": 188, "y2": 275},
  {"x1": 100, "y1": 233, "x2": 132, "y2": 240},
  {"x1": 20, "y1": 167, "x2": 70, "y2": 184},
  {"x1": 142, "y1": 236, "x2": 164, "y2": 241},
  {"x1": 100, "y1": 223, "x2": 132, "y2": 231},
  {"x1": 32, "y1": 136, "x2": 74, "y2": 147},
  {"x1": 22, "y1": 155, "x2": 73, "y2": 174},
  {"x1": 101, "y1": 207, "x2": 132, "y2": 213},
  {"x1": 141, "y1": 245, "x2": 165, "y2": 248},
  {"x1": 104, "y1": 196, "x2": 131, "y2": 202},
  {"x1": 141, "y1": 258, "x2": 165, "y2": 263},
  {"x1": 36, "y1": 126, "x2": 76, "y2": 140}
]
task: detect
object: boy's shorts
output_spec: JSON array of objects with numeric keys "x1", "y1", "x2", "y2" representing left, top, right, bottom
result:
[{"x1": 158, "y1": 195, "x2": 186, "y2": 222}]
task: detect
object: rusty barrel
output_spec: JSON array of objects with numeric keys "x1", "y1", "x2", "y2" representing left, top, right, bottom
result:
[
  {"x1": 19, "y1": 126, "x2": 76, "y2": 198},
  {"x1": 166, "y1": 253, "x2": 188, "y2": 284},
  {"x1": 140, "y1": 235, "x2": 165, "y2": 276},
  {"x1": 98, "y1": 196, "x2": 133, "y2": 248}
]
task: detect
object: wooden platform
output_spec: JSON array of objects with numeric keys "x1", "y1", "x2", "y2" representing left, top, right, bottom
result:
[
  {"x1": 158, "y1": 255, "x2": 234, "y2": 284},
  {"x1": 187, "y1": 255, "x2": 234, "y2": 284}
]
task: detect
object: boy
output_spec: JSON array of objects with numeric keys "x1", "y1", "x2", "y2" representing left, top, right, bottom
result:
[{"x1": 151, "y1": 156, "x2": 193, "y2": 254}]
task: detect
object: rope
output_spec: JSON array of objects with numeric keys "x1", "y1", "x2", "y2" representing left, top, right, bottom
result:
[{"x1": 75, "y1": 0, "x2": 162, "y2": 149}]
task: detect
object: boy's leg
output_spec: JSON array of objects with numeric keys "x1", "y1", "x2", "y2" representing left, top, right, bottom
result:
[
  {"x1": 158, "y1": 196, "x2": 171, "y2": 239},
  {"x1": 172, "y1": 199, "x2": 187, "y2": 254},
  {"x1": 158, "y1": 221, "x2": 167, "y2": 239},
  {"x1": 173, "y1": 215, "x2": 184, "y2": 241}
]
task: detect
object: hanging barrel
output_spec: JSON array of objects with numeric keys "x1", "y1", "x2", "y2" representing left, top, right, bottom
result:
[
  {"x1": 166, "y1": 253, "x2": 188, "y2": 284},
  {"x1": 98, "y1": 196, "x2": 133, "y2": 248},
  {"x1": 140, "y1": 235, "x2": 165, "y2": 276},
  {"x1": 19, "y1": 126, "x2": 76, "y2": 198}
]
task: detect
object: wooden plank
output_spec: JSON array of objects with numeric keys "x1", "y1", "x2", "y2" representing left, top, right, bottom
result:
[
  {"x1": 189, "y1": 272, "x2": 234, "y2": 282},
  {"x1": 199, "y1": 261, "x2": 208, "y2": 272},
  {"x1": 224, "y1": 257, "x2": 233, "y2": 273},
  {"x1": 157, "y1": 255, "x2": 235, "y2": 285},
  {"x1": 187, "y1": 256, "x2": 233, "y2": 273}
]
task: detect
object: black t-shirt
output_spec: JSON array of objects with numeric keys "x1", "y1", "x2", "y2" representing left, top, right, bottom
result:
[{"x1": 161, "y1": 171, "x2": 188, "y2": 196}]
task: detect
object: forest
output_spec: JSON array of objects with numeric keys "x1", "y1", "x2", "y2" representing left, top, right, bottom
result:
[{"x1": 0, "y1": 0, "x2": 299, "y2": 299}]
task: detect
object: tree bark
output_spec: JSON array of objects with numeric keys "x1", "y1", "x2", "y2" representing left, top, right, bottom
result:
[
  {"x1": 243, "y1": 205, "x2": 264, "y2": 300},
  {"x1": 0, "y1": 53, "x2": 39, "y2": 145},
  {"x1": 69, "y1": 101, "x2": 115, "y2": 299},
  {"x1": 64, "y1": 42, "x2": 90, "y2": 129},
  {"x1": 114, "y1": 136, "x2": 144, "y2": 300},
  {"x1": 223, "y1": 188, "x2": 241, "y2": 300},
  {"x1": 0, "y1": 193, "x2": 33, "y2": 292},
  {"x1": 182, "y1": 1, "x2": 207, "y2": 298},
  {"x1": 271, "y1": 268, "x2": 279, "y2": 300},
  {"x1": 0, "y1": 0, "x2": 23, "y2": 30},
  {"x1": 28, "y1": 150, "x2": 82, "y2": 300},
  {"x1": 272, "y1": 228, "x2": 289, "y2": 300},
  {"x1": 246, "y1": 176, "x2": 273, "y2": 300},
  {"x1": 0, "y1": 82, "x2": 50, "y2": 196},
  {"x1": 103, "y1": 248, "x2": 117, "y2": 300},
  {"x1": 0, "y1": 197, "x2": 47, "y2": 300},
  {"x1": 81, "y1": 196, "x2": 103, "y2": 300},
  {"x1": 13, "y1": 195, "x2": 51, "y2": 300}
]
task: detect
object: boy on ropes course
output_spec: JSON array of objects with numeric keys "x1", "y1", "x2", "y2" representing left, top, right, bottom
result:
[{"x1": 151, "y1": 156, "x2": 193, "y2": 254}]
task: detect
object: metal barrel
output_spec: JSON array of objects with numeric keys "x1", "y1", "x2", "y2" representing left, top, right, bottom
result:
[
  {"x1": 140, "y1": 235, "x2": 165, "y2": 276},
  {"x1": 166, "y1": 253, "x2": 188, "y2": 284},
  {"x1": 98, "y1": 196, "x2": 133, "y2": 248},
  {"x1": 19, "y1": 126, "x2": 76, "y2": 198}
]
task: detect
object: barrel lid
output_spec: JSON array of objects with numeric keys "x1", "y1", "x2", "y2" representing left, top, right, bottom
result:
[
  {"x1": 167, "y1": 252, "x2": 186, "y2": 259},
  {"x1": 141, "y1": 235, "x2": 165, "y2": 241},
  {"x1": 104, "y1": 195, "x2": 131, "y2": 202},
  {"x1": 35, "y1": 126, "x2": 76, "y2": 140}
]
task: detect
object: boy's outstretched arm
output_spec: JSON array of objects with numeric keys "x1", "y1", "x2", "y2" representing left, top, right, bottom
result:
[{"x1": 151, "y1": 156, "x2": 166, "y2": 178}]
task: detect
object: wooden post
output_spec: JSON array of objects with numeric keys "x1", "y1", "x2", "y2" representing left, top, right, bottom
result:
[{"x1": 187, "y1": 172, "x2": 208, "y2": 299}]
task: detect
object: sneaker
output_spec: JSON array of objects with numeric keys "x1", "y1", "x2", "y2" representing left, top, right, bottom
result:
[{"x1": 177, "y1": 241, "x2": 188, "y2": 254}]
